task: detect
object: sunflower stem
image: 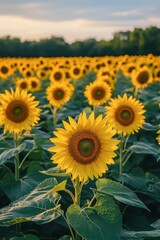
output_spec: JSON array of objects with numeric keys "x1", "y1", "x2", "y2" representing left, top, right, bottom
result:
[
  {"x1": 74, "y1": 177, "x2": 81, "y2": 205},
  {"x1": 63, "y1": 189, "x2": 75, "y2": 203},
  {"x1": 19, "y1": 146, "x2": 36, "y2": 170},
  {"x1": 119, "y1": 138, "x2": 123, "y2": 177},
  {"x1": 14, "y1": 133, "x2": 21, "y2": 234},
  {"x1": 123, "y1": 151, "x2": 133, "y2": 166},
  {"x1": 134, "y1": 87, "x2": 138, "y2": 98},
  {"x1": 88, "y1": 193, "x2": 96, "y2": 207},
  {"x1": 57, "y1": 210, "x2": 76, "y2": 240},
  {"x1": 123, "y1": 134, "x2": 129, "y2": 151},
  {"x1": 14, "y1": 133, "x2": 20, "y2": 181},
  {"x1": 53, "y1": 107, "x2": 57, "y2": 126},
  {"x1": 74, "y1": 177, "x2": 82, "y2": 240}
]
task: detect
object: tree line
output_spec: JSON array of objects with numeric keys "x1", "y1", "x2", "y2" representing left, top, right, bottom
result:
[{"x1": 0, "y1": 26, "x2": 159, "y2": 57}]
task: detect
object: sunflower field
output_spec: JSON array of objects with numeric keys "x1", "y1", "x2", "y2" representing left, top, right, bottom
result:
[{"x1": 0, "y1": 55, "x2": 160, "y2": 240}]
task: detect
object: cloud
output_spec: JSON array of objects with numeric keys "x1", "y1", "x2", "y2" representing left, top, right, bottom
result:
[
  {"x1": 147, "y1": 17, "x2": 160, "y2": 25},
  {"x1": 112, "y1": 9, "x2": 141, "y2": 17},
  {"x1": 1, "y1": 14, "x2": 158, "y2": 43},
  {"x1": 0, "y1": 0, "x2": 159, "y2": 42}
]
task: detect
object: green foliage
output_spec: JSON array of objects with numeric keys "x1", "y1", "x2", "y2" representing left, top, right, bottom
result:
[
  {"x1": 67, "y1": 195, "x2": 122, "y2": 240},
  {"x1": 10, "y1": 234, "x2": 39, "y2": 240},
  {"x1": 0, "y1": 142, "x2": 26, "y2": 165},
  {"x1": 0, "y1": 178, "x2": 61, "y2": 226},
  {"x1": 0, "y1": 61, "x2": 159, "y2": 239},
  {"x1": 95, "y1": 179, "x2": 148, "y2": 210}
]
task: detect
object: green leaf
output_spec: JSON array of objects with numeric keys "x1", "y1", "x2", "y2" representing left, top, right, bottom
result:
[
  {"x1": 127, "y1": 142, "x2": 159, "y2": 156},
  {"x1": 40, "y1": 167, "x2": 70, "y2": 177},
  {"x1": 0, "y1": 178, "x2": 61, "y2": 226},
  {"x1": 33, "y1": 130, "x2": 52, "y2": 150},
  {"x1": 151, "y1": 219, "x2": 160, "y2": 229},
  {"x1": 10, "y1": 234, "x2": 39, "y2": 240},
  {"x1": 1, "y1": 172, "x2": 47, "y2": 201},
  {"x1": 121, "y1": 172, "x2": 160, "y2": 202},
  {"x1": 58, "y1": 236, "x2": 71, "y2": 240},
  {"x1": 0, "y1": 142, "x2": 26, "y2": 165},
  {"x1": 121, "y1": 229, "x2": 160, "y2": 239},
  {"x1": 96, "y1": 178, "x2": 149, "y2": 210},
  {"x1": 143, "y1": 123, "x2": 159, "y2": 131},
  {"x1": 48, "y1": 180, "x2": 67, "y2": 194},
  {"x1": 66, "y1": 195, "x2": 122, "y2": 240}
]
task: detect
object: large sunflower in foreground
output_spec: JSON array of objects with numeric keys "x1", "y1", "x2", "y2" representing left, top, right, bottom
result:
[
  {"x1": 46, "y1": 82, "x2": 73, "y2": 108},
  {"x1": 0, "y1": 88, "x2": 41, "y2": 134},
  {"x1": 48, "y1": 112, "x2": 119, "y2": 182},
  {"x1": 84, "y1": 80, "x2": 112, "y2": 107},
  {"x1": 105, "y1": 94, "x2": 146, "y2": 136}
]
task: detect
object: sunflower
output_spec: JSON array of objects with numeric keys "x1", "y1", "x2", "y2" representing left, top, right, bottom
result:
[
  {"x1": 131, "y1": 66, "x2": 153, "y2": 89},
  {"x1": 48, "y1": 112, "x2": 119, "y2": 182},
  {"x1": 100, "y1": 76, "x2": 115, "y2": 91},
  {"x1": 36, "y1": 69, "x2": 48, "y2": 80},
  {"x1": 46, "y1": 82, "x2": 73, "y2": 108},
  {"x1": 0, "y1": 88, "x2": 41, "y2": 134},
  {"x1": 105, "y1": 93, "x2": 146, "y2": 136},
  {"x1": 28, "y1": 77, "x2": 41, "y2": 92},
  {"x1": 15, "y1": 78, "x2": 30, "y2": 91},
  {"x1": 49, "y1": 68, "x2": 66, "y2": 82},
  {"x1": 123, "y1": 62, "x2": 136, "y2": 77},
  {"x1": 84, "y1": 80, "x2": 112, "y2": 107},
  {"x1": 21, "y1": 68, "x2": 34, "y2": 78},
  {"x1": 69, "y1": 64, "x2": 83, "y2": 80},
  {"x1": 154, "y1": 68, "x2": 160, "y2": 81},
  {"x1": 0, "y1": 62, "x2": 12, "y2": 80}
]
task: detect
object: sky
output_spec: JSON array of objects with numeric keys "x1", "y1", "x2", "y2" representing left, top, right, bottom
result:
[{"x1": 0, "y1": 0, "x2": 160, "y2": 43}]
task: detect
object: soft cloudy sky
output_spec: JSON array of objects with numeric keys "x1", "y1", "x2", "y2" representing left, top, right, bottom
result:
[{"x1": 0, "y1": 0, "x2": 160, "y2": 42}]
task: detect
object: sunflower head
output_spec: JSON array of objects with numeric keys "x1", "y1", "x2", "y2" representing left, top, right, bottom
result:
[
  {"x1": 0, "y1": 88, "x2": 41, "y2": 134},
  {"x1": 15, "y1": 78, "x2": 30, "y2": 91},
  {"x1": 84, "y1": 80, "x2": 112, "y2": 107},
  {"x1": 46, "y1": 82, "x2": 73, "y2": 108},
  {"x1": 48, "y1": 112, "x2": 119, "y2": 182},
  {"x1": 0, "y1": 63, "x2": 12, "y2": 80},
  {"x1": 131, "y1": 67, "x2": 153, "y2": 89},
  {"x1": 105, "y1": 93, "x2": 146, "y2": 136},
  {"x1": 70, "y1": 65, "x2": 83, "y2": 80},
  {"x1": 28, "y1": 77, "x2": 41, "y2": 92},
  {"x1": 49, "y1": 68, "x2": 66, "y2": 82}
]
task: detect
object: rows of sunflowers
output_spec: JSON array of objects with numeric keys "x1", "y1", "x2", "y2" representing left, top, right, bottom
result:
[{"x1": 0, "y1": 54, "x2": 160, "y2": 240}]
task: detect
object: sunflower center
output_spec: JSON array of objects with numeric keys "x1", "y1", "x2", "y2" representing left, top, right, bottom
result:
[
  {"x1": 137, "y1": 71, "x2": 149, "y2": 84},
  {"x1": 69, "y1": 130, "x2": 101, "y2": 164},
  {"x1": 92, "y1": 87, "x2": 105, "y2": 100},
  {"x1": 54, "y1": 72, "x2": 62, "y2": 80},
  {"x1": 31, "y1": 81, "x2": 37, "y2": 88},
  {"x1": 128, "y1": 66, "x2": 135, "y2": 73},
  {"x1": 157, "y1": 71, "x2": 160, "y2": 78},
  {"x1": 1, "y1": 66, "x2": 8, "y2": 74},
  {"x1": 116, "y1": 106, "x2": 135, "y2": 126},
  {"x1": 21, "y1": 82, "x2": 27, "y2": 89},
  {"x1": 6, "y1": 100, "x2": 29, "y2": 123},
  {"x1": 12, "y1": 106, "x2": 23, "y2": 117},
  {"x1": 78, "y1": 139, "x2": 94, "y2": 157},
  {"x1": 102, "y1": 71, "x2": 109, "y2": 76},
  {"x1": 41, "y1": 72, "x2": 45, "y2": 77},
  {"x1": 26, "y1": 71, "x2": 31, "y2": 77},
  {"x1": 73, "y1": 68, "x2": 80, "y2": 75},
  {"x1": 53, "y1": 88, "x2": 64, "y2": 100}
]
